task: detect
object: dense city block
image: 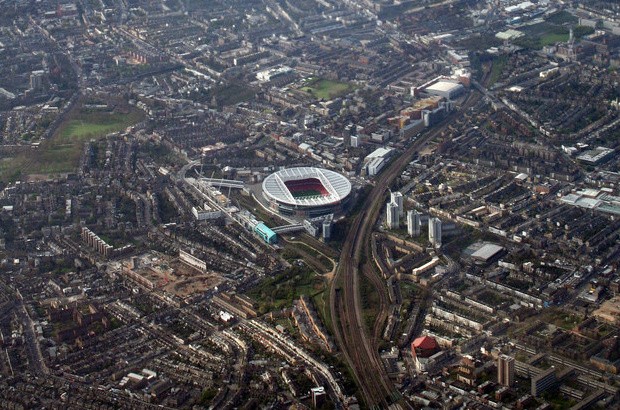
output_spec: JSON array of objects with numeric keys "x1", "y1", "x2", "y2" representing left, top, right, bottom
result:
[{"x1": 1, "y1": 0, "x2": 620, "y2": 408}]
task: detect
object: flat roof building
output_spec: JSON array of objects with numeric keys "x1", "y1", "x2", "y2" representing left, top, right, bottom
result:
[
  {"x1": 366, "y1": 147, "x2": 394, "y2": 160},
  {"x1": 532, "y1": 367, "x2": 557, "y2": 397},
  {"x1": 498, "y1": 355, "x2": 515, "y2": 387},
  {"x1": 577, "y1": 146, "x2": 614, "y2": 164},
  {"x1": 254, "y1": 223, "x2": 277, "y2": 244},
  {"x1": 464, "y1": 242, "x2": 505, "y2": 263},
  {"x1": 386, "y1": 202, "x2": 400, "y2": 229},
  {"x1": 429, "y1": 217, "x2": 442, "y2": 248},
  {"x1": 424, "y1": 81, "x2": 464, "y2": 100},
  {"x1": 407, "y1": 210, "x2": 421, "y2": 237},
  {"x1": 256, "y1": 66, "x2": 293, "y2": 82},
  {"x1": 471, "y1": 243, "x2": 504, "y2": 262}
]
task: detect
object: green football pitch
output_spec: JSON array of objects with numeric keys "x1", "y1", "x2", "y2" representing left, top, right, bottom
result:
[{"x1": 291, "y1": 189, "x2": 322, "y2": 198}]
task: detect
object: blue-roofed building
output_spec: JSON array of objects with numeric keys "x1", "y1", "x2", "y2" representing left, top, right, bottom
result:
[{"x1": 254, "y1": 222, "x2": 277, "y2": 244}]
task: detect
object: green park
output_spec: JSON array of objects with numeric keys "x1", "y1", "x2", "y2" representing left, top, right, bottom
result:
[
  {"x1": 0, "y1": 104, "x2": 144, "y2": 181},
  {"x1": 300, "y1": 78, "x2": 355, "y2": 100}
]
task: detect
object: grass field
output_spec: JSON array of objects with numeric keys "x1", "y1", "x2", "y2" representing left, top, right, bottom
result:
[
  {"x1": 282, "y1": 240, "x2": 333, "y2": 273},
  {"x1": 540, "y1": 32, "x2": 570, "y2": 46},
  {"x1": 246, "y1": 263, "x2": 326, "y2": 314},
  {"x1": 300, "y1": 78, "x2": 354, "y2": 100},
  {"x1": 292, "y1": 189, "x2": 323, "y2": 198},
  {"x1": 488, "y1": 55, "x2": 507, "y2": 86},
  {"x1": 0, "y1": 106, "x2": 144, "y2": 181},
  {"x1": 514, "y1": 22, "x2": 569, "y2": 49},
  {"x1": 545, "y1": 10, "x2": 578, "y2": 25},
  {"x1": 512, "y1": 11, "x2": 592, "y2": 50},
  {"x1": 360, "y1": 269, "x2": 382, "y2": 332}
]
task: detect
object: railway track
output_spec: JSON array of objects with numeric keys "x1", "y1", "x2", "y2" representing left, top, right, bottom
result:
[{"x1": 329, "y1": 91, "x2": 483, "y2": 408}]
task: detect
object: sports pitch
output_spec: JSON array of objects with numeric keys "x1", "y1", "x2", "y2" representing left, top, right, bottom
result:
[
  {"x1": 300, "y1": 78, "x2": 355, "y2": 100},
  {"x1": 291, "y1": 189, "x2": 324, "y2": 199}
]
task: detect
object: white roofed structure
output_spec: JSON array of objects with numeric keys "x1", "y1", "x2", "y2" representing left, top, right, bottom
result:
[{"x1": 262, "y1": 167, "x2": 352, "y2": 218}]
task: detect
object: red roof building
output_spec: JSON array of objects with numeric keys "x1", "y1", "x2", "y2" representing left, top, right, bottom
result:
[{"x1": 411, "y1": 335, "x2": 439, "y2": 358}]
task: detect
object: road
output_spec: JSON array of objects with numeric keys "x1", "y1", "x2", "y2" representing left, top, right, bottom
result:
[
  {"x1": 240, "y1": 319, "x2": 345, "y2": 406},
  {"x1": 15, "y1": 299, "x2": 49, "y2": 375},
  {"x1": 329, "y1": 92, "x2": 481, "y2": 408}
]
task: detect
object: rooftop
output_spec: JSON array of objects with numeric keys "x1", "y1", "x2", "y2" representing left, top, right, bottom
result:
[
  {"x1": 262, "y1": 167, "x2": 351, "y2": 207},
  {"x1": 471, "y1": 243, "x2": 504, "y2": 261},
  {"x1": 412, "y1": 335, "x2": 439, "y2": 350},
  {"x1": 366, "y1": 147, "x2": 394, "y2": 160},
  {"x1": 464, "y1": 242, "x2": 504, "y2": 262},
  {"x1": 425, "y1": 81, "x2": 463, "y2": 94}
]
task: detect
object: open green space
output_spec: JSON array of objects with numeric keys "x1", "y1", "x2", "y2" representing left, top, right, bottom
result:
[
  {"x1": 399, "y1": 280, "x2": 421, "y2": 318},
  {"x1": 359, "y1": 266, "x2": 382, "y2": 332},
  {"x1": 208, "y1": 83, "x2": 256, "y2": 106},
  {"x1": 187, "y1": 82, "x2": 256, "y2": 107},
  {"x1": 300, "y1": 78, "x2": 355, "y2": 100},
  {"x1": 488, "y1": 56, "x2": 508, "y2": 86},
  {"x1": 61, "y1": 115, "x2": 133, "y2": 141},
  {"x1": 312, "y1": 289, "x2": 332, "y2": 335},
  {"x1": 0, "y1": 105, "x2": 144, "y2": 181},
  {"x1": 246, "y1": 263, "x2": 326, "y2": 314},
  {"x1": 513, "y1": 12, "x2": 594, "y2": 50},
  {"x1": 504, "y1": 276, "x2": 531, "y2": 292},
  {"x1": 540, "y1": 32, "x2": 571, "y2": 46},
  {"x1": 291, "y1": 189, "x2": 323, "y2": 198},
  {"x1": 514, "y1": 22, "x2": 569, "y2": 49},
  {"x1": 455, "y1": 33, "x2": 503, "y2": 52},
  {"x1": 476, "y1": 289, "x2": 510, "y2": 307},
  {"x1": 543, "y1": 391, "x2": 576, "y2": 409},
  {"x1": 512, "y1": 309, "x2": 585, "y2": 336},
  {"x1": 545, "y1": 10, "x2": 578, "y2": 25},
  {"x1": 548, "y1": 309, "x2": 582, "y2": 330},
  {"x1": 282, "y1": 241, "x2": 333, "y2": 273}
]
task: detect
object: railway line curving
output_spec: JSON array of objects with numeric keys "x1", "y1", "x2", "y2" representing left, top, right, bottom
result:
[{"x1": 329, "y1": 92, "x2": 482, "y2": 408}]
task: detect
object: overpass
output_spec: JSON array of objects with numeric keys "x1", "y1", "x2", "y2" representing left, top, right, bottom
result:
[{"x1": 271, "y1": 224, "x2": 305, "y2": 234}]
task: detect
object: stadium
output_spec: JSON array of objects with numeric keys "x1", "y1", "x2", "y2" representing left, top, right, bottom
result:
[{"x1": 262, "y1": 167, "x2": 352, "y2": 218}]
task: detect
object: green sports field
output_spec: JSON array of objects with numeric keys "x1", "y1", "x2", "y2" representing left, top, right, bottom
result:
[
  {"x1": 300, "y1": 78, "x2": 355, "y2": 100},
  {"x1": 0, "y1": 106, "x2": 144, "y2": 181},
  {"x1": 291, "y1": 189, "x2": 323, "y2": 199},
  {"x1": 512, "y1": 11, "x2": 593, "y2": 50},
  {"x1": 61, "y1": 115, "x2": 135, "y2": 141}
]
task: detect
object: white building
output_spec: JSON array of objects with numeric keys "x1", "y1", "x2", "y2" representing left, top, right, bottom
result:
[
  {"x1": 192, "y1": 205, "x2": 222, "y2": 221},
  {"x1": 367, "y1": 157, "x2": 385, "y2": 176},
  {"x1": 256, "y1": 66, "x2": 293, "y2": 82},
  {"x1": 391, "y1": 191, "x2": 404, "y2": 217},
  {"x1": 30, "y1": 70, "x2": 45, "y2": 91},
  {"x1": 179, "y1": 250, "x2": 207, "y2": 272},
  {"x1": 365, "y1": 147, "x2": 394, "y2": 176},
  {"x1": 322, "y1": 219, "x2": 332, "y2": 241},
  {"x1": 386, "y1": 202, "x2": 400, "y2": 229},
  {"x1": 429, "y1": 217, "x2": 442, "y2": 248},
  {"x1": 424, "y1": 81, "x2": 464, "y2": 100},
  {"x1": 407, "y1": 210, "x2": 421, "y2": 237}
]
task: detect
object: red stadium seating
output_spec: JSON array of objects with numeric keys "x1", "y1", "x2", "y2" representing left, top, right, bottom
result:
[{"x1": 284, "y1": 178, "x2": 329, "y2": 197}]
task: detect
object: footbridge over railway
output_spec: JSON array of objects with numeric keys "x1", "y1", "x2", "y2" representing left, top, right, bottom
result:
[
  {"x1": 271, "y1": 224, "x2": 305, "y2": 234},
  {"x1": 200, "y1": 178, "x2": 245, "y2": 189}
]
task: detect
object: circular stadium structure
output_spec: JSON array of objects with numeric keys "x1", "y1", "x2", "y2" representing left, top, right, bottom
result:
[{"x1": 262, "y1": 167, "x2": 352, "y2": 218}]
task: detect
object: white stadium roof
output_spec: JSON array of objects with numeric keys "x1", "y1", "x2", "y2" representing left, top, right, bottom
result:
[{"x1": 262, "y1": 167, "x2": 351, "y2": 207}]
